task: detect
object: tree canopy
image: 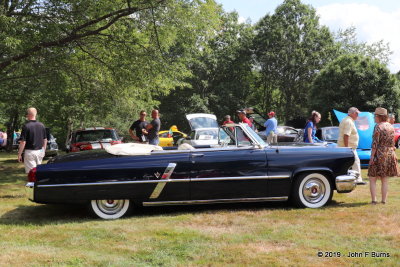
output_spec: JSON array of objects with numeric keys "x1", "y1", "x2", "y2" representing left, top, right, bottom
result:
[
  {"x1": 311, "y1": 54, "x2": 400, "y2": 124},
  {"x1": 0, "y1": 0, "x2": 398, "y2": 150}
]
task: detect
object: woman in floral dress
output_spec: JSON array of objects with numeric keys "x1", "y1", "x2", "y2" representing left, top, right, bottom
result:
[{"x1": 368, "y1": 107, "x2": 400, "y2": 204}]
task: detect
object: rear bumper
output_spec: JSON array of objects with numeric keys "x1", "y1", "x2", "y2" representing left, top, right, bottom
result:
[
  {"x1": 25, "y1": 182, "x2": 34, "y2": 201},
  {"x1": 335, "y1": 171, "x2": 358, "y2": 193}
]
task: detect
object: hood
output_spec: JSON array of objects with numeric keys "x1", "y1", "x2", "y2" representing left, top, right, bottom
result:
[
  {"x1": 333, "y1": 109, "x2": 375, "y2": 149},
  {"x1": 186, "y1": 113, "x2": 218, "y2": 130}
]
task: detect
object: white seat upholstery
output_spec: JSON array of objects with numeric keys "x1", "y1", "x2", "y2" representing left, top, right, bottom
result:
[{"x1": 105, "y1": 143, "x2": 163, "y2": 156}]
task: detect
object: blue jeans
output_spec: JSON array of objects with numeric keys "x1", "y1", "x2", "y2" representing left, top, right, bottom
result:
[{"x1": 148, "y1": 137, "x2": 159, "y2": 146}]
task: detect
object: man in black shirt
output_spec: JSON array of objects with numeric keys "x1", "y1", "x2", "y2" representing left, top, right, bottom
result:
[
  {"x1": 18, "y1": 108, "x2": 47, "y2": 173},
  {"x1": 129, "y1": 110, "x2": 148, "y2": 143},
  {"x1": 145, "y1": 109, "x2": 161, "y2": 145}
]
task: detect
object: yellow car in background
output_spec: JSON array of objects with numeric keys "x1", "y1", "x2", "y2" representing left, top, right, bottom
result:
[{"x1": 158, "y1": 129, "x2": 187, "y2": 147}]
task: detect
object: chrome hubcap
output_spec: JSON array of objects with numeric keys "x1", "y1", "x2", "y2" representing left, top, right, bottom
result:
[
  {"x1": 96, "y1": 199, "x2": 125, "y2": 215},
  {"x1": 303, "y1": 179, "x2": 325, "y2": 203}
]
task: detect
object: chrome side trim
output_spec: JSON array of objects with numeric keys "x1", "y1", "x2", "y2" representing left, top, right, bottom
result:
[
  {"x1": 143, "y1": 196, "x2": 288, "y2": 206},
  {"x1": 149, "y1": 163, "x2": 176, "y2": 199},
  {"x1": 36, "y1": 175, "x2": 291, "y2": 188},
  {"x1": 192, "y1": 175, "x2": 289, "y2": 182}
]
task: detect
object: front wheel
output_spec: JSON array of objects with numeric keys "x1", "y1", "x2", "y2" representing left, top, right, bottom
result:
[
  {"x1": 90, "y1": 199, "x2": 131, "y2": 219},
  {"x1": 291, "y1": 173, "x2": 333, "y2": 208}
]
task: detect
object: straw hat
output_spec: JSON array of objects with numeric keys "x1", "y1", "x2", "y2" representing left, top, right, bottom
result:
[{"x1": 374, "y1": 107, "x2": 388, "y2": 116}]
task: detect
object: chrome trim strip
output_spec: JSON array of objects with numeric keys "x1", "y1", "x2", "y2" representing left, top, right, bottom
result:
[
  {"x1": 36, "y1": 175, "x2": 290, "y2": 188},
  {"x1": 192, "y1": 175, "x2": 289, "y2": 182},
  {"x1": 150, "y1": 163, "x2": 177, "y2": 199},
  {"x1": 143, "y1": 196, "x2": 288, "y2": 206}
]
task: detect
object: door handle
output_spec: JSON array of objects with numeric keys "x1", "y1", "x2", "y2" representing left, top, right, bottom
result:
[{"x1": 192, "y1": 153, "x2": 204, "y2": 157}]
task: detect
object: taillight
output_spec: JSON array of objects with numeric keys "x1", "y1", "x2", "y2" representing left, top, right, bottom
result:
[
  {"x1": 80, "y1": 144, "x2": 93, "y2": 150},
  {"x1": 28, "y1": 167, "x2": 37, "y2": 182}
]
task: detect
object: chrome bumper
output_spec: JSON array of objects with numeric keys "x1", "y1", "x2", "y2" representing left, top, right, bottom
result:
[
  {"x1": 335, "y1": 170, "x2": 358, "y2": 193},
  {"x1": 25, "y1": 182, "x2": 35, "y2": 201}
]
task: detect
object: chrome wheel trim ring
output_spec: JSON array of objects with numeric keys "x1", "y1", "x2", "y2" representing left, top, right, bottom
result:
[
  {"x1": 302, "y1": 178, "x2": 326, "y2": 204},
  {"x1": 96, "y1": 199, "x2": 126, "y2": 215}
]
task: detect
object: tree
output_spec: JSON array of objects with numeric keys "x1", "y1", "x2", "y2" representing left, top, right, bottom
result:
[
  {"x1": 311, "y1": 54, "x2": 400, "y2": 123},
  {"x1": 0, "y1": 0, "x2": 222, "y2": 149},
  {"x1": 253, "y1": 0, "x2": 337, "y2": 122},
  {"x1": 159, "y1": 10, "x2": 255, "y2": 127},
  {"x1": 334, "y1": 26, "x2": 393, "y2": 66}
]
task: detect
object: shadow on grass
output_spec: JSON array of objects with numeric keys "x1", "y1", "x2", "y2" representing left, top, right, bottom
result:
[
  {"x1": 0, "y1": 204, "x2": 92, "y2": 225},
  {"x1": 0, "y1": 201, "x2": 292, "y2": 225},
  {"x1": 0, "y1": 199, "x2": 367, "y2": 225}
]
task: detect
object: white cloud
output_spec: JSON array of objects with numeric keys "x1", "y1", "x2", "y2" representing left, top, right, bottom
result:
[{"x1": 316, "y1": 3, "x2": 400, "y2": 73}]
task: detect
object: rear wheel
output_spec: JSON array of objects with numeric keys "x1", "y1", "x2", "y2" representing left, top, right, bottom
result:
[
  {"x1": 89, "y1": 199, "x2": 131, "y2": 219},
  {"x1": 291, "y1": 173, "x2": 333, "y2": 208}
]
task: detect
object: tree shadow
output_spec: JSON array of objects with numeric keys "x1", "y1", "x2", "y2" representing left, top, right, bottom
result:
[
  {"x1": 0, "y1": 200, "x2": 368, "y2": 225},
  {"x1": 0, "y1": 201, "x2": 292, "y2": 225},
  {"x1": 0, "y1": 204, "x2": 92, "y2": 226}
]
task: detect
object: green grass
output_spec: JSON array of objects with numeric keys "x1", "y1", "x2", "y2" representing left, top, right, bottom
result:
[{"x1": 1, "y1": 151, "x2": 399, "y2": 266}]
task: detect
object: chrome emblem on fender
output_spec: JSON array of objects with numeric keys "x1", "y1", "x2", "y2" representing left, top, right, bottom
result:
[
  {"x1": 149, "y1": 163, "x2": 177, "y2": 199},
  {"x1": 154, "y1": 172, "x2": 161, "y2": 179}
]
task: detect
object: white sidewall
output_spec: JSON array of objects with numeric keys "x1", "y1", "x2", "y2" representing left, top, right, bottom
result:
[
  {"x1": 90, "y1": 199, "x2": 130, "y2": 219},
  {"x1": 298, "y1": 173, "x2": 331, "y2": 208}
]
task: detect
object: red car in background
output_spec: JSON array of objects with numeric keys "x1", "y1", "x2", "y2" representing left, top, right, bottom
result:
[
  {"x1": 66, "y1": 127, "x2": 122, "y2": 152},
  {"x1": 393, "y1": 124, "x2": 400, "y2": 148}
]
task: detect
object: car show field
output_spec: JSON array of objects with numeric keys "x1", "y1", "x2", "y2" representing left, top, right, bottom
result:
[{"x1": 0, "y1": 151, "x2": 399, "y2": 266}]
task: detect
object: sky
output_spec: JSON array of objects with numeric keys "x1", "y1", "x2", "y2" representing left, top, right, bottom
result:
[{"x1": 216, "y1": 0, "x2": 400, "y2": 73}]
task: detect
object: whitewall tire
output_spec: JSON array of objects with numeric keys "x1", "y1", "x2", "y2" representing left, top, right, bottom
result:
[
  {"x1": 292, "y1": 173, "x2": 333, "y2": 208},
  {"x1": 90, "y1": 199, "x2": 131, "y2": 219}
]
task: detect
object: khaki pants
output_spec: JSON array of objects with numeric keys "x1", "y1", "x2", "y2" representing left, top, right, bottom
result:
[
  {"x1": 267, "y1": 131, "x2": 277, "y2": 144},
  {"x1": 24, "y1": 149, "x2": 45, "y2": 173},
  {"x1": 351, "y1": 149, "x2": 363, "y2": 181}
]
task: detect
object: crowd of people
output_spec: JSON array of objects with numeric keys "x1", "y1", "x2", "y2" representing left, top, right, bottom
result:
[{"x1": 302, "y1": 106, "x2": 399, "y2": 204}]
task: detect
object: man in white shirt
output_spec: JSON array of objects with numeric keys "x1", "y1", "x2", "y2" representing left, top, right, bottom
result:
[{"x1": 338, "y1": 107, "x2": 367, "y2": 185}]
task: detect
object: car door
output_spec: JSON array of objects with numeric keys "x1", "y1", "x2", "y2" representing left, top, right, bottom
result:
[{"x1": 189, "y1": 126, "x2": 268, "y2": 200}]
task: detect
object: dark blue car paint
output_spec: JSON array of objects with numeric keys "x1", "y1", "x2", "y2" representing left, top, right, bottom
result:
[{"x1": 32, "y1": 144, "x2": 355, "y2": 206}]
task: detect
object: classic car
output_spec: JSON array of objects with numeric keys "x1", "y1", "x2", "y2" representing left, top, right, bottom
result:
[
  {"x1": 316, "y1": 127, "x2": 339, "y2": 143},
  {"x1": 66, "y1": 127, "x2": 122, "y2": 152},
  {"x1": 45, "y1": 128, "x2": 58, "y2": 157},
  {"x1": 158, "y1": 129, "x2": 187, "y2": 147},
  {"x1": 25, "y1": 123, "x2": 358, "y2": 219},
  {"x1": 177, "y1": 113, "x2": 219, "y2": 146},
  {"x1": 392, "y1": 123, "x2": 400, "y2": 148}
]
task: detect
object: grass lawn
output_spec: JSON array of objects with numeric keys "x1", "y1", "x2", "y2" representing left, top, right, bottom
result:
[{"x1": 0, "y1": 151, "x2": 399, "y2": 266}]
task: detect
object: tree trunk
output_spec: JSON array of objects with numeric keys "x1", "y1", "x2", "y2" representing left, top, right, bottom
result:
[{"x1": 5, "y1": 110, "x2": 20, "y2": 152}]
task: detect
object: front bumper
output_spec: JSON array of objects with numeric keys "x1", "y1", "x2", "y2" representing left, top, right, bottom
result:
[
  {"x1": 335, "y1": 170, "x2": 358, "y2": 193},
  {"x1": 25, "y1": 182, "x2": 34, "y2": 201}
]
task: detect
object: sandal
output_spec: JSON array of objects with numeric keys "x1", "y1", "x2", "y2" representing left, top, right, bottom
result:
[
  {"x1": 381, "y1": 201, "x2": 386, "y2": 204},
  {"x1": 371, "y1": 201, "x2": 378, "y2": 205}
]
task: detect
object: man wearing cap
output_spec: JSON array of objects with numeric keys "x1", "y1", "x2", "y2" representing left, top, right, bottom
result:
[
  {"x1": 237, "y1": 110, "x2": 252, "y2": 128},
  {"x1": 264, "y1": 111, "x2": 278, "y2": 144},
  {"x1": 338, "y1": 107, "x2": 367, "y2": 185}
]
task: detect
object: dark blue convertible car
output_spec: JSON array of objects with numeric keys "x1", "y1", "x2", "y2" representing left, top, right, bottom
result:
[{"x1": 26, "y1": 123, "x2": 358, "y2": 219}]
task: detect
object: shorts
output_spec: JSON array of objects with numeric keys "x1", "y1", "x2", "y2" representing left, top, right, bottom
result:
[{"x1": 24, "y1": 149, "x2": 45, "y2": 173}]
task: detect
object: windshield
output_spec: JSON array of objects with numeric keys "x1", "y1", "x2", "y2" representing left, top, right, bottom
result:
[
  {"x1": 323, "y1": 127, "x2": 339, "y2": 141},
  {"x1": 244, "y1": 125, "x2": 266, "y2": 146},
  {"x1": 189, "y1": 117, "x2": 218, "y2": 129},
  {"x1": 220, "y1": 125, "x2": 266, "y2": 147},
  {"x1": 74, "y1": 130, "x2": 118, "y2": 142}
]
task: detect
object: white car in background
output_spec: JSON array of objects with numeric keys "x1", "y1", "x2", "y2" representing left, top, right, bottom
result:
[{"x1": 178, "y1": 113, "x2": 219, "y2": 146}]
